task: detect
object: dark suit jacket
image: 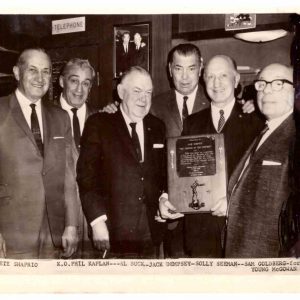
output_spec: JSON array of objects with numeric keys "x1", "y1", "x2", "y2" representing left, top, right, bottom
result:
[
  {"x1": 116, "y1": 42, "x2": 134, "y2": 76},
  {"x1": 77, "y1": 110, "x2": 166, "y2": 250},
  {"x1": 131, "y1": 45, "x2": 148, "y2": 70},
  {"x1": 151, "y1": 85, "x2": 210, "y2": 138},
  {"x1": 183, "y1": 101, "x2": 265, "y2": 177},
  {"x1": 0, "y1": 93, "x2": 79, "y2": 256},
  {"x1": 225, "y1": 114, "x2": 296, "y2": 258}
]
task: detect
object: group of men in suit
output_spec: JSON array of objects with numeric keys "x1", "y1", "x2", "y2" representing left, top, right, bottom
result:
[
  {"x1": 105, "y1": 43, "x2": 300, "y2": 258},
  {"x1": 0, "y1": 42, "x2": 299, "y2": 259}
]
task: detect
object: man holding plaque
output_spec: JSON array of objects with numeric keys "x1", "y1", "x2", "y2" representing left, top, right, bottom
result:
[
  {"x1": 160, "y1": 55, "x2": 263, "y2": 258},
  {"x1": 77, "y1": 66, "x2": 166, "y2": 258},
  {"x1": 225, "y1": 63, "x2": 296, "y2": 258}
]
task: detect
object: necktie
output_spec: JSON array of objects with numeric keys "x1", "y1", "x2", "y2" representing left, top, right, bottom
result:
[
  {"x1": 182, "y1": 96, "x2": 189, "y2": 122},
  {"x1": 249, "y1": 124, "x2": 269, "y2": 160},
  {"x1": 130, "y1": 122, "x2": 142, "y2": 162},
  {"x1": 30, "y1": 103, "x2": 43, "y2": 156},
  {"x1": 217, "y1": 109, "x2": 225, "y2": 132},
  {"x1": 71, "y1": 108, "x2": 81, "y2": 151}
]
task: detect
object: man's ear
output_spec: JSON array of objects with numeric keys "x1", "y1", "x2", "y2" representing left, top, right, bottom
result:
[
  {"x1": 234, "y1": 72, "x2": 241, "y2": 89},
  {"x1": 59, "y1": 75, "x2": 64, "y2": 89},
  {"x1": 13, "y1": 66, "x2": 20, "y2": 81},
  {"x1": 117, "y1": 83, "x2": 124, "y2": 100},
  {"x1": 168, "y1": 63, "x2": 172, "y2": 78}
]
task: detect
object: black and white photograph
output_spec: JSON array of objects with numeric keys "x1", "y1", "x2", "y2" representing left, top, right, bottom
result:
[
  {"x1": 114, "y1": 22, "x2": 150, "y2": 78},
  {"x1": 0, "y1": 0, "x2": 300, "y2": 293}
]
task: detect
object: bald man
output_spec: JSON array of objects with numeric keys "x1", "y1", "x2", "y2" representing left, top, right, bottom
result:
[{"x1": 225, "y1": 63, "x2": 296, "y2": 258}]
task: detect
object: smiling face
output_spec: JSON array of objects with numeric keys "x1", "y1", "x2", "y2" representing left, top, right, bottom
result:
[
  {"x1": 257, "y1": 64, "x2": 294, "y2": 120},
  {"x1": 13, "y1": 49, "x2": 51, "y2": 103},
  {"x1": 59, "y1": 65, "x2": 93, "y2": 108},
  {"x1": 118, "y1": 70, "x2": 152, "y2": 122},
  {"x1": 204, "y1": 56, "x2": 240, "y2": 108},
  {"x1": 168, "y1": 51, "x2": 202, "y2": 96}
]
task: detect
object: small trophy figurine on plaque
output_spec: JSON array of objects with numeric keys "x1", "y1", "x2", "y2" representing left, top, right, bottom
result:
[{"x1": 167, "y1": 134, "x2": 227, "y2": 213}]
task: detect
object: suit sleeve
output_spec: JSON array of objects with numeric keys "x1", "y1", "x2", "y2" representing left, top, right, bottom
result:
[
  {"x1": 63, "y1": 114, "x2": 80, "y2": 227},
  {"x1": 76, "y1": 116, "x2": 108, "y2": 224}
]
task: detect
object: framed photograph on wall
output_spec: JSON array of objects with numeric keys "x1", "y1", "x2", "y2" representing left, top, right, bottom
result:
[{"x1": 113, "y1": 22, "x2": 151, "y2": 78}]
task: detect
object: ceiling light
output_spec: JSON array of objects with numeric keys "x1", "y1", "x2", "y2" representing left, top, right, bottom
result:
[{"x1": 234, "y1": 29, "x2": 288, "y2": 43}]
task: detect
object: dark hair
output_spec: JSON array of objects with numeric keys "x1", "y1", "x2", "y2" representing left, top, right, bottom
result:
[{"x1": 168, "y1": 43, "x2": 202, "y2": 65}]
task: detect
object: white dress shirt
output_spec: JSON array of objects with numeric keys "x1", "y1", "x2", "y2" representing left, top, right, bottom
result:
[
  {"x1": 60, "y1": 94, "x2": 87, "y2": 136},
  {"x1": 211, "y1": 98, "x2": 235, "y2": 132},
  {"x1": 175, "y1": 86, "x2": 198, "y2": 121},
  {"x1": 15, "y1": 89, "x2": 44, "y2": 141}
]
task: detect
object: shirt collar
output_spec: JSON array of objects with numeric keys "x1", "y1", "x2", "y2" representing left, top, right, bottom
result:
[
  {"x1": 175, "y1": 85, "x2": 198, "y2": 101},
  {"x1": 266, "y1": 109, "x2": 293, "y2": 131},
  {"x1": 60, "y1": 94, "x2": 86, "y2": 112},
  {"x1": 211, "y1": 97, "x2": 235, "y2": 117},
  {"x1": 120, "y1": 104, "x2": 143, "y2": 125},
  {"x1": 16, "y1": 88, "x2": 42, "y2": 108}
]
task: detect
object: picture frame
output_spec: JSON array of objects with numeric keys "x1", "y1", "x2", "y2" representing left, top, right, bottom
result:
[{"x1": 113, "y1": 22, "x2": 151, "y2": 78}]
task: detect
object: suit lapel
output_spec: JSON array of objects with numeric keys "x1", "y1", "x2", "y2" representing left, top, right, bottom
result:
[
  {"x1": 143, "y1": 115, "x2": 153, "y2": 164},
  {"x1": 9, "y1": 93, "x2": 41, "y2": 153},
  {"x1": 250, "y1": 115, "x2": 293, "y2": 164},
  {"x1": 168, "y1": 91, "x2": 182, "y2": 133}
]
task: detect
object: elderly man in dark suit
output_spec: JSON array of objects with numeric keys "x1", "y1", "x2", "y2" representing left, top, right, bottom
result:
[
  {"x1": 0, "y1": 48, "x2": 79, "y2": 259},
  {"x1": 225, "y1": 63, "x2": 296, "y2": 258},
  {"x1": 160, "y1": 55, "x2": 264, "y2": 258},
  {"x1": 77, "y1": 66, "x2": 166, "y2": 258}
]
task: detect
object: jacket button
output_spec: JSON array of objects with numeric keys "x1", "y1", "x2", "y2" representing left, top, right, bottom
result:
[
  {"x1": 138, "y1": 197, "x2": 142, "y2": 201},
  {"x1": 141, "y1": 177, "x2": 144, "y2": 181}
]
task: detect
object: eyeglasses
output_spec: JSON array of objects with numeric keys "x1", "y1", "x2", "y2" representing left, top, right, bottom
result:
[{"x1": 254, "y1": 79, "x2": 293, "y2": 92}]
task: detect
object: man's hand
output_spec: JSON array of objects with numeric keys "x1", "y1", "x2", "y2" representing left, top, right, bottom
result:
[
  {"x1": 61, "y1": 226, "x2": 78, "y2": 258},
  {"x1": 99, "y1": 101, "x2": 119, "y2": 114},
  {"x1": 0, "y1": 233, "x2": 6, "y2": 258},
  {"x1": 92, "y1": 220, "x2": 110, "y2": 251},
  {"x1": 240, "y1": 99, "x2": 255, "y2": 114},
  {"x1": 211, "y1": 197, "x2": 227, "y2": 217},
  {"x1": 159, "y1": 196, "x2": 184, "y2": 220}
]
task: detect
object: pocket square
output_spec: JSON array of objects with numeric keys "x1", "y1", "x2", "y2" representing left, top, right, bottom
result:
[
  {"x1": 53, "y1": 136, "x2": 64, "y2": 140},
  {"x1": 262, "y1": 160, "x2": 281, "y2": 166},
  {"x1": 153, "y1": 143, "x2": 164, "y2": 149}
]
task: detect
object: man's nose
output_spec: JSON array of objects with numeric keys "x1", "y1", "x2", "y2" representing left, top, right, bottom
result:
[
  {"x1": 213, "y1": 77, "x2": 221, "y2": 87},
  {"x1": 76, "y1": 83, "x2": 83, "y2": 92},
  {"x1": 182, "y1": 69, "x2": 188, "y2": 80},
  {"x1": 35, "y1": 71, "x2": 44, "y2": 82},
  {"x1": 263, "y1": 82, "x2": 273, "y2": 94}
]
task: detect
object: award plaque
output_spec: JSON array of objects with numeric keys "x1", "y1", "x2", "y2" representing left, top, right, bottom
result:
[{"x1": 167, "y1": 134, "x2": 227, "y2": 213}]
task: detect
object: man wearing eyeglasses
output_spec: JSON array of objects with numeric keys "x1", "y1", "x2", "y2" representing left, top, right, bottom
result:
[{"x1": 225, "y1": 63, "x2": 296, "y2": 258}]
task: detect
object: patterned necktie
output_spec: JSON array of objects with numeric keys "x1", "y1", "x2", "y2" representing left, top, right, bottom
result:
[
  {"x1": 182, "y1": 96, "x2": 189, "y2": 122},
  {"x1": 71, "y1": 108, "x2": 81, "y2": 151},
  {"x1": 30, "y1": 103, "x2": 43, "y2": 156},
  {"x1": 249, "y1": 124, "x2": 269, "y2": 160},
  {"x1": 130, "y1": 122, "x2": 142, "y2": 162},
  {"x1": 217, "y1": 109, "x2": 225, "y2": 132}
]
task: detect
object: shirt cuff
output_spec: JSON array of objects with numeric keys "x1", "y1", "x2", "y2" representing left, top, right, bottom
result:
[
  {"x1": 159, "y1": 193, "x2": 168, "y2": 202},
  {"x1": 91, "y1": 215, "x2": 107, "y2": 227}
]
